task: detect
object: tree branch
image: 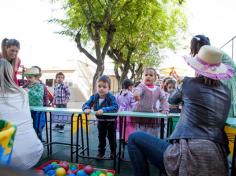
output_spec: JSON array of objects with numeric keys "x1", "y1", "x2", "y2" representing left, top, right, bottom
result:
[
  {"x1": 101, "y1": 24, "x2": 116, "y2": 59},
  {"x1": 75, "y1": 32, "x2": 97, "y2": 64}
]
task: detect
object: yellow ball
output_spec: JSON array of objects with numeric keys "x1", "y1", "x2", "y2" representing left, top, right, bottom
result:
[
  {"x1": 99, "y1": 173, "x2": 106, "y2": 176},
  {"x1": 56, "y1": 167, "x2": 66, "y2": 176}
]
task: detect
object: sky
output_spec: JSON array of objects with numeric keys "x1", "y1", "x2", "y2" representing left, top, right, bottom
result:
[{"x1": 0, "y1": 0, "x2": 236, "y2": 71}]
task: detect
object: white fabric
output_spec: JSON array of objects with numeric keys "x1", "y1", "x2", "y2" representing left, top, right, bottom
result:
[{"x1": 0, "y1": 91, "x2": 43, "y2": 170}]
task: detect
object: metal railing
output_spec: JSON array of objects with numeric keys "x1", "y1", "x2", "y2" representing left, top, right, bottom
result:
[{"x1": 220, "y1": 35, "x2": 236, "y2": 60}]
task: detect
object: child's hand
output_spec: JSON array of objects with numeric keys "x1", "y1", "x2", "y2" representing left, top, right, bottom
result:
[
  {"x1": 84, "y1": 109, "x2": 91, "y2": 114},
  {"x1": 161, "y1": 110, "x2": 169, "y2": 114},
  {"x1": 133, "y1": 91, "x2": 141, "y2": 101},
  {"x1": 96, "y1": 109, "x2": 103, "y2": 116}
]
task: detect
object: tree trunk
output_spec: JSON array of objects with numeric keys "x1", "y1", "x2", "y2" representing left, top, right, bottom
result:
[{"x1": 92, "y1": 63, "x2": 104, "y2": 93}]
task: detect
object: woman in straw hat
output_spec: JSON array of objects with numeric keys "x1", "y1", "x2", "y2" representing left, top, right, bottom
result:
[
  {"x1": 0, "y1": 59, "x2": 43, "y2": 170},
  {"x1": 190, "y1": 34, "x2": 236, "y2": 117},
  {"x1": 128, "y1": 45, "x2": 233, "y2": 176}
]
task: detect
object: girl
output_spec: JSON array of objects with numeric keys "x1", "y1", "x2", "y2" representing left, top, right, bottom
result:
[
  {"x1": 133, "y1": 68, "x2": 169, "y2": 136},
  {"x1": 162, "y1": 78, "x2": 181, "y2": 113},
  {"x1": 116, "y1": 79, "x2": 136, "y2": 141}
]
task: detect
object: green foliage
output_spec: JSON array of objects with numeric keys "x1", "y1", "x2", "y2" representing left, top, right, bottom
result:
[{"x1": 50, "y1": 0, "x2": 187, "y2": 86}]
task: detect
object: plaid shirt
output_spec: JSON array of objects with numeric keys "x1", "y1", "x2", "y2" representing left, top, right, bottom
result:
[
  {"x1": 82, "y1": 92, "x2": 118, "y2": 119},
  {"x1": 53, "y1": 83, "x2": 70, "y2": 105}
]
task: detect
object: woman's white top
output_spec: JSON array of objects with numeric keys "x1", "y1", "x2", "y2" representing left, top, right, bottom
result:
[{"x1": 0, "y1": 91, "x2": 43, "y2": 170}]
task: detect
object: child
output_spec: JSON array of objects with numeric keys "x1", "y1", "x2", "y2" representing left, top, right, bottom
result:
[
  {"x1": 133, "y1": 68, "x2": 169, "y2": 136},
  {"x1": 23, "y1": 66, "x2": 50, "y2": 106},
  {"x1": 24, "y1": 67, "x2": 45, "y2": 141},
  {"x1": 162, "y1": 78, "x2": 176, "y2": 97},
  {"x1": 52, "y1": 72, "x2": 70, "y2": 133},
  {"x1": 116, "y1": 79, "x2": 136, "y2": 141},
  {"x1": 82, "y1": 75, "x2": 118, "y2": 159}
]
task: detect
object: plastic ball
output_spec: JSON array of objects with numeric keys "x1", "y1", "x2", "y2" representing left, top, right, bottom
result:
[
  {"x1": 51, "y1": 162, "x2": 58, "y2": 165},
  {"x1": 99, "y1": 173, "x2": 106, "y2": 176},
  {"x1": 95, "y1": 171, "x2": 101, "y2": 175},
  {"x1": 71, "y1": 166, "x2": 77, "y2": 171},
  {"x1": 60, "y1": 162, "x2": 69, "y2": 171},
  {"x1": 67, "y1": 174, "x2": 76, "y2": 176},
  {"x1": 106, "y1": 172, "x2": 113, "y2": 176},
  {"x1": 56, "y1": 167, "x2": 66, "y2": 176},
  {"x1": 84, "y1": 165, "x2": 93, "y2": 174},
  {"x1": 47, "y1": 169, "x2": 56, "y2": 176},
  {"x1": 90, "y1": 173, "x2": 98, "y2": 176},
  {"x1": 76, "y1": 170, "x2": 88, "y2": 176}
]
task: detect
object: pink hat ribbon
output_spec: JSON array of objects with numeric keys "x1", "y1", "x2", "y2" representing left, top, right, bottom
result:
[{"x1": 196, "y1": 56, "x2": 220, "y2": 71}]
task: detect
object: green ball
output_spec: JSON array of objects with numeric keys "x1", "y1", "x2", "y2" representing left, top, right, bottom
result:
[
  {"x1": 90, "y1": 173, "x2": 98, "y2": 176},
  {"x1": 107, "y1": 172, "x2": 113, "y2": 176},
  {"x1": 95, "y1": 170, "x2": 102, "y2": 175},
  {"x1": 51, "y1": 162, "x2": 58, "y2": 165}
]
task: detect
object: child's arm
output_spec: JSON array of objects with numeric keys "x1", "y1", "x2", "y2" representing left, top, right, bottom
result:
[
  {"x1": 129, "y1": 93, "x2": 137, "y2": 111},
  {"x1": 82, "y1": 95, "x2": 95, "y2": 114},
  {"x1": 159, "y1": 89, "x2": 169, "y2": 114},
  {"x1": 64, "y1": 85, "x2": 70, "y2": 104},
  {"x1": 101, "y1": 95, "x2": 119, "y2": 113},
  {"x1": 133, "y1": 84, "x2": 143, "y2": 101}
]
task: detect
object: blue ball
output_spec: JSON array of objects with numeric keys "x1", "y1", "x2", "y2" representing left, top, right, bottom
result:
[
  {"x1": 76, "y1": 170, "x2": 88, "y2": 176},
  {"x1": 71, "y1": 166, "x2": 77, "y2": 171},
  {"x1": 67, "y1": 174, "x2": 76, "y2": 176},
  {"x1": 47, "y1": 169, "x2": 56, "y2": 176}
]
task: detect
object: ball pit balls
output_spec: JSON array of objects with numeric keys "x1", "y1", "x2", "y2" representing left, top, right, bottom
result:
[
  {"x1": 76, "y1": 170, "x2": 88, "y2": 176},
  {"x1": 67, "y1": 174, "x2": 76, "y2": 176},
  {"x1": 47, "y1": 169, "x2": 56, "y2": 175},
  {"x1": 106, "y1": 172, "x2": 113, "y2": 176},
  {"x1": 40, "y1": 161, "x2": 114, "y2": 176},
  {"x1": 56, "y1": 167, "x2": 66, "y2": 176},
  {"x1": 84, "y1": 165, "x2": 93, "y2": 174},
  {"x1": 99, "y1": 173, "x2": 106, "y2": 176},
  {"x1": 59, "y1": 162, "x2": 69, "y2": 171},
  {"x1": 90, "y1": 173, "x2": 97, "y2": 176}
]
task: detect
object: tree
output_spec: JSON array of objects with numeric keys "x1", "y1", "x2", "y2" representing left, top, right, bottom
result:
[
  {"x1": 107, "y1": 0, "x2": 187, "y2": 88},
  {"x1": 50, "y1": 0, "x2": 187, "y2": 92}
]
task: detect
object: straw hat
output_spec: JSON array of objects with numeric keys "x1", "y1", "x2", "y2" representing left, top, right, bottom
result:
[
  {"x1": 23, "y1": 67, "x2": 40, "y2": 76},
  {"x1": 184, "y1": 45, "x2": 234, "y2": 80}
]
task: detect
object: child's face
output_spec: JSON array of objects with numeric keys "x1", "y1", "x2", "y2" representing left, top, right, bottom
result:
[
  {"x1": 26, "y1": 75, "x2": 37, "y2": 84},
  {"x1": 97, "y1": 81, "x2": 110, "y2": 97},
  {"x1": 143, "y1": 69, "x2": 156, "y2": 85},
  {"x1": 56, "y1": 75, "x2": 64, "y2": 84},
  {"x1": 128, "y1": 85, "x2": 133, "y2": 91},
  {"x1": 167, "y1": 83, "x2": 175, "y2": 93}
]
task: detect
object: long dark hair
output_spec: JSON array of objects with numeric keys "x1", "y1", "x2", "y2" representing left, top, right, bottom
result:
[
  {"x1": 197, "y1": 75, "x2": 220, "y2": 87},
  {"x1": 190, "y1": 35, "x2": 210, "y2": 56}
]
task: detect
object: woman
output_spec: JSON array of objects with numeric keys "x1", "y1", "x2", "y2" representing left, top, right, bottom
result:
[
  {"x1": 0, "y1": 38, "x2": 21, "y2": 85},
  {"x1": 190, "y1": 34, "x2": 236, "y2": 116},
  {"x1": 128, "y1": 45, "x2": 234, "y2": 176},
  {"x1": 0, "y1": 59, "x2": 43, "y2": 170}
]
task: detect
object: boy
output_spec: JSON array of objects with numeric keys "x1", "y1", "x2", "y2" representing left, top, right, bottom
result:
[
  {"x1": 53, "y1": 72, "x2": 70, "y2": 133},
  {"x1": 23, "y1": 66, "x2": 50, "y2": 106},
  {"x1": 82, "y1": 75, "x2": 118, "y2": 159},
  {"x1": 24, "y1": 67, "x2": 45, "y2": 141}
]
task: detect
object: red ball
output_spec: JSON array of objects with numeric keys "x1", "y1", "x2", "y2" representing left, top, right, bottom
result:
[
  {"x1": 59, "y1": 162, "x2": 69, "y2": 171},
  {"x1": 84, "y1": 165, "x2": 94, "y2": 174}
]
